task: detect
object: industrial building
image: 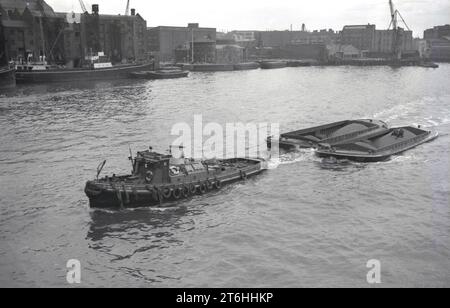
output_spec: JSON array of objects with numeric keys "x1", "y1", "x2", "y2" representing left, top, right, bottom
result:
[
  {"x1": 423, "y1": 25, "x2": 450, "y2": 62},
  {"x1": 79, "y1": 4, "x2": 148, "y2": 65},
  {"x1": 0, "y1": 0, "x2": 148, "y2": 67},
  {"x1": 0, "y1": 0, "x2": 66, "y2": 64},
  {"x1": 147, "y1": 23, "x2": 216, "y2": 62}
]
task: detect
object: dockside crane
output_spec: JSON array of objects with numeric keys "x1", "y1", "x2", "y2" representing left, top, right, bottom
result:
[
  {"x1": 388, "y1": 0, "x2": 411, "y2": 61},
  {"x1": 79, "y1": 0, "x2": 88, "y2": 14},
  {"x1": 125, "y1": 0, "x2": 131, "y2": 15}
]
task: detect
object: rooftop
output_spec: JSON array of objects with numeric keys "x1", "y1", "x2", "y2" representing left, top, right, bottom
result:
[{"x1": 0, "y1": 0, "x2": 56, "y2": 18}]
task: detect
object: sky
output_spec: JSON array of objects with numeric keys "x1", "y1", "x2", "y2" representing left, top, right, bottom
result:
[{"x1": 45, "y1": 0, "x2": 450, "y2": 37}]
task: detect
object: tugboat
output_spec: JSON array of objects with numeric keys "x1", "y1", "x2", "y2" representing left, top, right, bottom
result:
[
  {"x1": 268, "y1": 119, "x2": 389, "y2": 150},
  {"x1": 316, "y1": 126, "x2": 438, "y2": 162},
  {"x1": 85, "y1": 148, "x2": 267, "y2": 209}
]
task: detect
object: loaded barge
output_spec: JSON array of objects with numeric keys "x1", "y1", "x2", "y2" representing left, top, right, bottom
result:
[
  {"x1": 316, "y1": 126, "x2": 438, "y2": 162},
  {"x1": 85, "y1": 149, "x2": 267, "y2": 209},
  {"x1": 269, "y1": 119, "x2": 389, "y2": 150}
]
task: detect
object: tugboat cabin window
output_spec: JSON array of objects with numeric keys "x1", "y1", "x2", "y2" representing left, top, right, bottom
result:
[
  {"x1": 185, "y1": 164, "x2": 194, "y2": 173},
  {"x1": 192, "y1": 163, "x2": 205, "y2": 171}
]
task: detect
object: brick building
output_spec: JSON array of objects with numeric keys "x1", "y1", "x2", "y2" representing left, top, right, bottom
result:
[
  {"x1": 424, "y1": 25, "x2": 450, "y2": 40},
  {"x1": 147, "y1": 23, "x2": 216, "y2": 62},
  {"x1": 373, "y1": 28, "x2": 413, "y2": 55},
  {"x1": 0, "y1": 0, "x2": 66, "y2": 63},
  {"x1": 423, "y1": 25, "x2": 450, "y2": 62},
  {"x1": 340, "y1": 24, "x2": 376, "y2": 51},
  {"x1": 80, "y1": 5, "x2": 148, "y2": 65}
]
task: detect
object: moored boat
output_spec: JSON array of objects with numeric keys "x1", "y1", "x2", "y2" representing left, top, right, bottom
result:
[
  {"x1": 268, "y1": 119, "x2": 389, "y2": 150},
  {"x1": 0, "y1": 65, "x2": 16, "y2": 90},
  {"x1": 418, "y1": 62, "x2": 439, "y2": 68},
  {"x1": 233, "y1": 62, "x2": 260, "y2": 70},
  {"x1": 286, "y1": 60, "x2": 313, "y2": 67},
  {"x1": 16, "y1": 62, "x2": 155, "y2": 84},
  {"x1": 316, "y1": 126, "x2": 438, "y2": 162},
  {"x1": 85, "y1": 148, "x2": 266, "y2": 209},
  {"x1": 130, "y1": 69, "x2": 189, "y2": 79},
  {"x1": 260, "y1": 61, "x2": 287, "y2": 69},
  {"x1": 192, "y1": 64, "x2": 235, "y2": 72}
]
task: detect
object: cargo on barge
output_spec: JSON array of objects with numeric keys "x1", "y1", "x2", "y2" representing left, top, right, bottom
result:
[
  {"x1": 268, "y1": 119, "x2": 389, "y2": 150},
  {"x1": 316, "y1": 126, "x2": 438, "y2": 162}
]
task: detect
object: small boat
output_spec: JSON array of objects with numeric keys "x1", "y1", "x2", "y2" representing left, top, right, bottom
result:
[
  {"x1": 268, "y1": 119, "x2": 389, "y2": 150},
  {"x1": 192, "y1": 64, "x2": 235, "y2": 72},
  {"x1": 130, "y1": 70, "x2": 189, "y2": 79},
  {"x1": 260, "y1": 61, "x2": 287, "y2": 69},
  {"x1": 286, "y1": 60, "x2": 313, "y2": 67},
  {"x1": 316, "y1": 126, "x2": 438, "y2": 162},
  {"x1": 233, "y1": 62, "x2": 260, "y2": 70},
  {"x1": 0, "y1": 65, "x2": 16, "y2": 90},
  {"x1": 418, "y1": 62, "x2": 439, "y2": 68},
  {"x1": 85, "y1": 148, "x2": 266, "y2": 209}
]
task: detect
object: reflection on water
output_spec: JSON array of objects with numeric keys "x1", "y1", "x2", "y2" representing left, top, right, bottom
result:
[{"x1": 1, "y1": 65, "x2": 450, "y2": 287}]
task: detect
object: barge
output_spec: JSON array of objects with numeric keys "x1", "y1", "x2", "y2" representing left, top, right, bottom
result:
[
  {"x1": 260, "y1": 61, "x2": 287, "y2": 69},
  {"x1": 316, "y1": 126, "x2": 438, "y2": 162},
  {"x1": 268, "y1": 119, "x2": 389, "y2": 150},
  {"x1": 130, "y1": 69, "x2": 189, "y2": 79}
]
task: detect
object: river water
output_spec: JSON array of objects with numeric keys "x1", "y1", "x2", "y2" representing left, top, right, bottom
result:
[{"x1": 0, "y1": 65, "x2": 449, "y2": 287}]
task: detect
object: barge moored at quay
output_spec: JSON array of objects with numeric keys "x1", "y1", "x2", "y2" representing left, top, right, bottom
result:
[
  {"x1": 130, "y1": 69, "x2": 189, "y2": 79},
  {"x1": 85, "y1": 149, "x2": 267, "y2": 209},
  {"x1": 259, "y1": 61, "x2": 288, "y2": 69}
]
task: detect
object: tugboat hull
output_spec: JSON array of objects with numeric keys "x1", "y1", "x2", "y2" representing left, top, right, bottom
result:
[{"x1": 85, "y1": 156, "x2": 265, "y2": 209}]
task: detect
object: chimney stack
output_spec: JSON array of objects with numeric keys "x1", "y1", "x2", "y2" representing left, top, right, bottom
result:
[
  {"x1": 92, "y1": 4, "x2": 99, "y2": 15},
  {"x1": 131, "y1": 9, "x2": 136, "y2": 16}
]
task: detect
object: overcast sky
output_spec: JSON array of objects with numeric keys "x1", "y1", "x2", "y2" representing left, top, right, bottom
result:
[{"x1": 46, "y1": 0, "x2": 449, "y2": 37}]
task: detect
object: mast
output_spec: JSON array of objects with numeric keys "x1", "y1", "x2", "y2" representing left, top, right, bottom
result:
[
  {"x1": 39, "y1": 17, "x2": 46, "y2": 63},
  {"x1": 191, "y1": 28, "x2": 194, "y2": 63}
]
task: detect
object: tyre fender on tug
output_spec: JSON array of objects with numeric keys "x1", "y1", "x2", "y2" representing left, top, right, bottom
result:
[
  {"x1": 172, "y1": 186, "x2": 182, "y2": 200},
  {"x1": 145, "y1": 171, "x2": 153, "y2": 183}
]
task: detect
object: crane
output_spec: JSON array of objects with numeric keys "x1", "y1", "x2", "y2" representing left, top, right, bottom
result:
[
  {"x1": 389, "y1": 0, "x2": 397, "y2": 31},
  {"x1": 79, "y1": 0, "x2": 88, "y2": 13},
  {"x1": 125, "y1": 0, "x2": 130, "y2": 15}
]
